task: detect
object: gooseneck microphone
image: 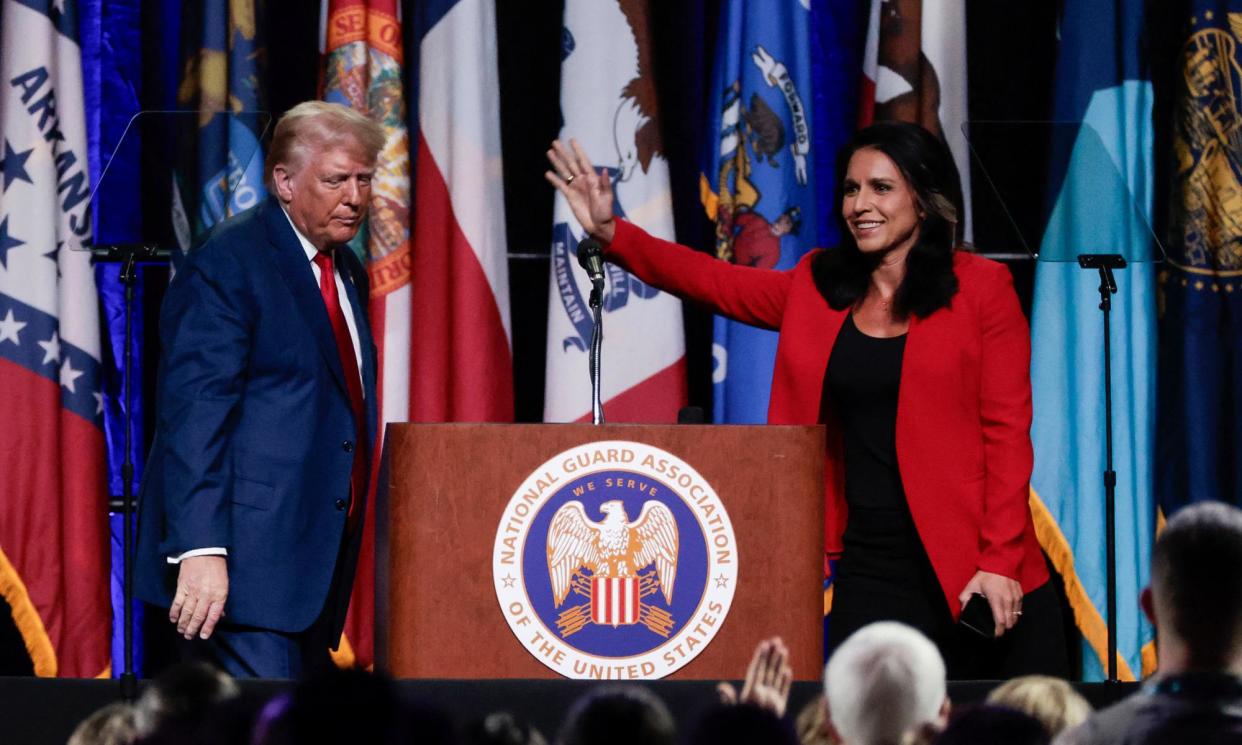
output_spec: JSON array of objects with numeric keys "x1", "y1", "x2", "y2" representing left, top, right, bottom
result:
[
  {"x1": 577, "y1": 237, "x2": 605, "y2": 425},
  {"x1": 576, "y1": 237, "x2": 605, "y2": 289}
]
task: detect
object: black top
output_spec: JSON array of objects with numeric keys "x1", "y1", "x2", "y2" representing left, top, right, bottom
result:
[
  {"x1": 822, "y1": 313, "x2": 908, "y2": 512},
  {"x1": 821, "y1": 313, "x2": 936, "y2": 590}
]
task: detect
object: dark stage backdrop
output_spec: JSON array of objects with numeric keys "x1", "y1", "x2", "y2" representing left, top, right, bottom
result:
[
  {"x1": 0, "y1": 0, "x2": 1070, "y2": 679},
  {"x1": 126, "y1": 0, "x2": 1058, "y2": 426}
]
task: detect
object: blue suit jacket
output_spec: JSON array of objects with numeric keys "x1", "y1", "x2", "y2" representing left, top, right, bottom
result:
[{"x1": 135, "y1": 196, "x2": 379, "y2": 635}]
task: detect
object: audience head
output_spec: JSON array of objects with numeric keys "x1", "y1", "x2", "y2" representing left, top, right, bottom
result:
[
  {"x1": 133, "y1": 661, "x2": 239, "y2": 742},
  {"x1": 253, "y1": 667, "x2": 453, "y2": 745},
  {"x1": 557, "y1": 684, "x2": 675, "y2": 745},
  {"x1": 1144, "y1": 501, "x2": 1242, "y2": 672},
  {"x1": 823, "y1": 622, "x2": 948, "y2": 745},
  {"x1": 685, "y1": 702, "x2": 798, "y2": 745},
  {"x1": 986, "y1": 675, "x2": 1091, "y2": 737},
  {"x1": 464, "y1": 711, "x2": 548, "y2": 745},
  {"x1": 68, "y1": 702, "x2": 137, "y2": 745},
  {"x1": 932, "y1": 704, "x2": 1049, "y2": 745},
  {"x1": 795, "y1": 694, "x2": 832, "y2": 745}
]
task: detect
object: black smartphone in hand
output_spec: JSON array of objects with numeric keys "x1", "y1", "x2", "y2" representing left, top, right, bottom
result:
[{"x1": 958, "y1": 592, "x2": 995, "y2": 638}]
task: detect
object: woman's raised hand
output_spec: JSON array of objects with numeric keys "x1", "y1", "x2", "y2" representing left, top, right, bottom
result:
[{"x1": 545, "y1": 138, "x2": 617, "y2": 243}]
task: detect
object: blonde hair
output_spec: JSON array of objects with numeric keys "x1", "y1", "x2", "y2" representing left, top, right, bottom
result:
[
  {"x1": 68, "y1": 702, "x2": 137, "y2": 745},
  {"x1": 264, "y1": 100, "x2": 386, "y2": 187},
  {"x1": 986, "y1": 675, "x2": 1092, "y2": 737}
]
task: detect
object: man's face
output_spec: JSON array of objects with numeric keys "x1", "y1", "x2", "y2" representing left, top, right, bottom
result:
[{"x1": 272, "y1": 137, "x2": 375, "y2": 250}]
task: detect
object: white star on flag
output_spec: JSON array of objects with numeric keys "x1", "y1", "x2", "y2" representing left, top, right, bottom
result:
[
  {"x1": 60, "y1": 358, "x2": 83, "y2": 393},
  {"x1": 38, "y1": 331, "x2": 60, "y2": 364},
  {"x1": 53, "y1": 0, "x2": 66, "y2": 13},
  {"x1": 93, "y1": 392, "x2": 104, "y2": 414},
  {"x1": 0, "y1": 309, "x2": 25, "y2": 345}
]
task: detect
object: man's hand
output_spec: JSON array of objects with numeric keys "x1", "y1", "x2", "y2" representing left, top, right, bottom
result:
[{"x1": 170, "y1": 555, "x2": 228, "y2": 640}]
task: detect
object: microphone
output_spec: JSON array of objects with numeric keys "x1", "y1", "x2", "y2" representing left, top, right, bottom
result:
[{"x1": 576, "y1": 238, "x2": 605, "y2": 289}]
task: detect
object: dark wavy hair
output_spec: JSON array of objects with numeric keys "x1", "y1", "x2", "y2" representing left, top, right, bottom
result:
[{"x1": 812, "y1": 121, "x2": 964, "y2": 319}]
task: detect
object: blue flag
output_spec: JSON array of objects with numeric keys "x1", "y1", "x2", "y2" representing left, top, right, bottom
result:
[
  {"x1": 1156, "y1": 2, "x2": 1242, "y2": 516},
  {"x1": 1029, "y1": 2, "x2": 1158, "y2": 681},
  {"x1": 171, "y1": 1, "x2": 268, "y2": 252},
  {"x1": 81, "y1": 0, "x2": 148, "y2": 679},
  {"x1": 702, "y1": 0, "x2": 857, "y2": 424}
]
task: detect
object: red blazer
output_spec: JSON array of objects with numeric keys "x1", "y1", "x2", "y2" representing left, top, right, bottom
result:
[{"x1": 606, "y1": 219, "x2": 1049, "y2": 617}]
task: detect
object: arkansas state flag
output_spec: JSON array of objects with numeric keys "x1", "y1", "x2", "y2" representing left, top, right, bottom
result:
[
  {"x1": 544, "y1": 0, "x2": 687, "y2": 423},
  {"x1": 0, "y1": 0, "x2": 110, "y2": 676}
]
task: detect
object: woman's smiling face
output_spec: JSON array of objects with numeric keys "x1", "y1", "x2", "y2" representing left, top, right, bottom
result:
[{"x1": 841, "y1": 147, "x2": 923, "y2": 258}]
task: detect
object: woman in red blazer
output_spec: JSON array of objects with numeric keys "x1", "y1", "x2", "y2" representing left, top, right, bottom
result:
[{"x1": 547, "y1": 122, "x2": 1065, "y2": 677}]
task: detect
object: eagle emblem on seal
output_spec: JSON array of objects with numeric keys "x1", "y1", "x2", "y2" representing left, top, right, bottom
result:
[{"x1": 546, "y1": 500, "x2": 679, "y2": 636}]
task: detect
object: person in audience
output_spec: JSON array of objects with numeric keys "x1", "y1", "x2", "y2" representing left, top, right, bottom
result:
[
  {"x1": 557, "y1": 685, "x2": 676, "y2": 745},
  {"x1": 934, "y1": 705, "x2": 1049, "y2": 745},
  {"x1": 67, "y1": 702, "x2": 137, "y2": 745},
  {"x1": 686, "y1": 702, "x2": 799, "y2": 745},
  {"x1": 795, "y1": 694, "x2": 833, "y2": 745},
  {"x1": 1055, "y1": 501, "x2": 1242, "y2": 744},
  {"x1": 823, "y1": 621, "x2": 950, "y2": 745},
  {"x1": 987, "y1": 675, "x2": 1091, "y2": 737},
  {"x1": 463, "y1": 712, "x2": 549, "y2": 745},
  {"x1": 717, "y1": 636, "x2": 794, "y2": 717},
  {"x1": 132, "y1": 661, "x2": 239, "y2": 742},
  {"x1": 252, "y1": 667, "x2": 454, "y2": 745}
]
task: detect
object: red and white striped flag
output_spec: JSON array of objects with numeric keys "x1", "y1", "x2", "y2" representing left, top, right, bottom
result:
[
  {"x1": 408, "y1": 0, "x2": 512, "y2": 422},
  {"x1": 860, "y1": 0, "x2": 972, "y2": 241},
  {"x1": 591, "y1": 577, "x2": 640, "y2": 627},
  {"x1": 544, "y1": 0, "x2": 687, "y2": 423}
]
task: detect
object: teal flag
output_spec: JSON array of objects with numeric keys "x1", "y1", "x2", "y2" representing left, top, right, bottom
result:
[{"x1": 1028, "y1": 3, "x2": 1158, "y2": 681}]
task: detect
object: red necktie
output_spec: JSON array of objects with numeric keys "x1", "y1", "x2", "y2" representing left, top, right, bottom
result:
[{"x1": 312, "y1": 250, "x2": 367, "y2": 521}]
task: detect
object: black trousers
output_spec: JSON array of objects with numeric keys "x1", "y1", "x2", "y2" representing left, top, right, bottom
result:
[{"x1": 827, "y1": 525, "x2": 1069, "y2": 679}]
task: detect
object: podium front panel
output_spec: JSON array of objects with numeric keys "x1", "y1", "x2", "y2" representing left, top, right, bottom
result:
[{"x1": 376, "y1": 423, "x2": 824, "y2": 681}]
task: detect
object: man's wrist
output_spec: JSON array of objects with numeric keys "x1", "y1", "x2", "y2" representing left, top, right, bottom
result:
[{"x1": 168, "y1": 547, "x2": 228, "y2": 564}]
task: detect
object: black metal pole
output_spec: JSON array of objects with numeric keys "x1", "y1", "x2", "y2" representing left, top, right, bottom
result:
[
  {"x1": 588, "y1": 285, "x2": 604, "y2": 425},
  {"x1": 1079, "y1": 253, "x2": 1123, "y2": 683},
  {"x1": 120, "y1": 252, "x2": 138, "y2": 701},
  {"x1": 92, "y1": 244, "x2": 169, "y2": 700},
  {"x1": 1101, "y1": 267, "x2": 1118, "y2": 683}
]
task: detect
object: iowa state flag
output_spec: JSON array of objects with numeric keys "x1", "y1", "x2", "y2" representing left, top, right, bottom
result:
[
  {"x1": 544, "y1": 0, "x2": 686, "y2": 423},
  {"x1": 0, "y1": 0, "x2": 109, "y2": 677}
]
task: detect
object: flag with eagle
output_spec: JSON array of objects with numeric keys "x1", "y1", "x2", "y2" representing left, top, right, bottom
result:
[{"x1": 544, "y1": 0, "x2": 687, "y2": 423}]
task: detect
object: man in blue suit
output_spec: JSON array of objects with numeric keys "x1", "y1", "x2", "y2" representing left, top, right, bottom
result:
[{"x1": 136, "y1": 101, "x2": 384, "y2": 677}]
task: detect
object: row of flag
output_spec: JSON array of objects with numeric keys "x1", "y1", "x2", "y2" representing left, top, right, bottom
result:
[{"x1": 1, "y1": 0, "x2": 1239, "y2": 681}]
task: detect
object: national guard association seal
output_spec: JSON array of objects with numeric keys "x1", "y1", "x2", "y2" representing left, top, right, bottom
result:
[{"x1": 492, "y1": 441, "x2": 738, "y2": 679}]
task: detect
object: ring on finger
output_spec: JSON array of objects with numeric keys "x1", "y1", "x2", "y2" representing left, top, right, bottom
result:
[{"x1": 565, "y1": 173, "x2": 576, "y2": 184}]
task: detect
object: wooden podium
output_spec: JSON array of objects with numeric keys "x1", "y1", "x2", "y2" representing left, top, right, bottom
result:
[{"x1": 375, "y1": 423, "x2": 824, "y2": 681}]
